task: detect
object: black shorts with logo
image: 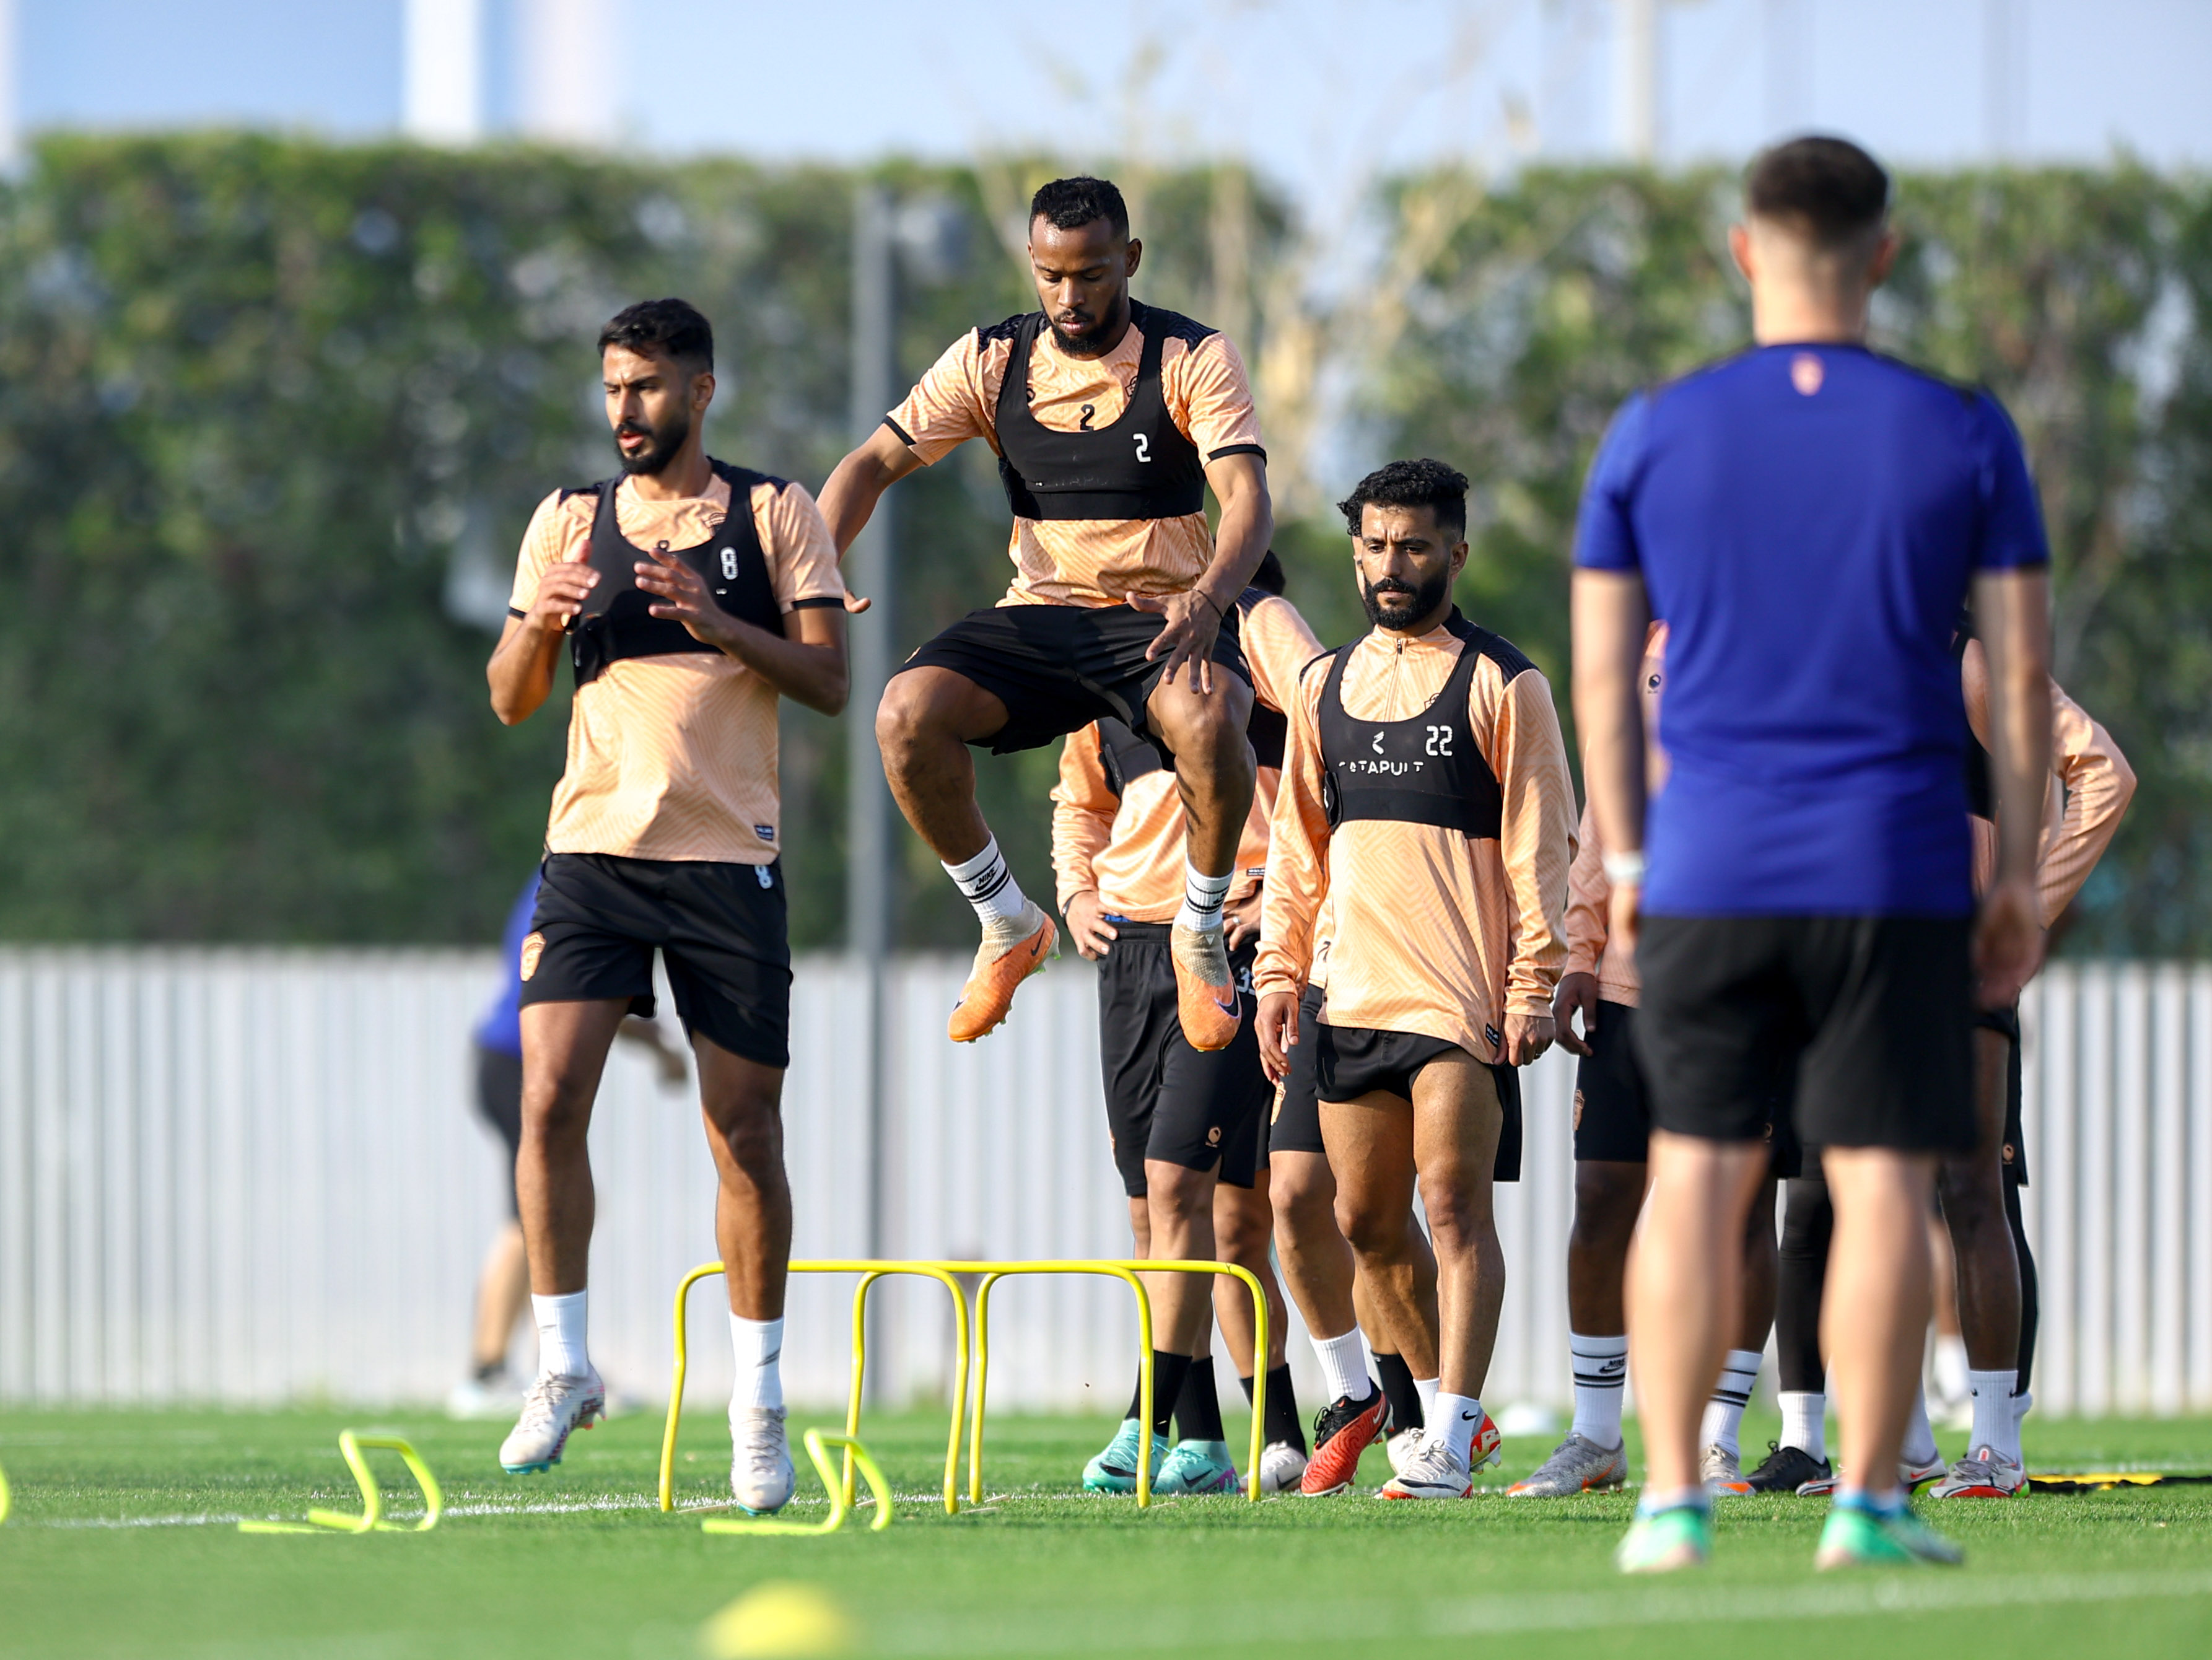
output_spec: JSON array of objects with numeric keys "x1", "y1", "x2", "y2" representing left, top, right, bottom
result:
[
  {"x1": 1269, "y1": 984, "x2": 1331, "y2": 1158},
  {"x1": 519, "y1": 853, "x2": 792, "y2": 1069},
  {"x1": 1308, "y1": 1014, "x2": 1522, "y2": 1183},
  {"x1": 1575, "y1": 998, "x2": 1802, "y2": 1174},
  {"x1": 1976, "y1": 1002, "x2": 2029, "y2": 1186},
  {"x1": 1634, "y1": 913, "x2": 1974, "y2": 1155},
  {"x1": 896, "y1": 601, "x2": 1251, "y2": 756},
  {"x1": 1097, "y1": 924, "x2": 1269, "y2": 1195}
]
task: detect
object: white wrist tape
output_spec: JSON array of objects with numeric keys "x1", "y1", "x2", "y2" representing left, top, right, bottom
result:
[{"x1": 1601, "y1": 850, "x2": 1647, "y2": 886}]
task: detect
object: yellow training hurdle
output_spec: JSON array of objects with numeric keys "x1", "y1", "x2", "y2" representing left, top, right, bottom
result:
[
  {"x1": 663, "y1": 1259, "x2": 972, "y2": 1516},
  {"x1": 658, "y1": 1257, "x2": 1269, "y2": 1518}
]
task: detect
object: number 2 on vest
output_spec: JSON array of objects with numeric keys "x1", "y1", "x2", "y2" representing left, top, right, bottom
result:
[{"x1": 1133, "y1": 432, "x2": 1150, "y2": 463}]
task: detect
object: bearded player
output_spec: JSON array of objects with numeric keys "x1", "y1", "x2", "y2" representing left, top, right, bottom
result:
[
  {"x1": 1257, "y1": 459, "x2": 1576, "y2": 1500},
  {"x1": 818, "y1": 176, "x2": 1271, "y2": 1054},
  {"x1": 486, "y1": 299, "x2": 848, "y2": 1514}
]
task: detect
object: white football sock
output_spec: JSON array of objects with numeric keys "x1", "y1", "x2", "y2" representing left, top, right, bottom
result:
[
  {"x1": 1568, "y1": 1331, "x2": 1628, "y2": 1451},
  {"x1": 1779, "y1": 1390, "x2": 1827, "y2": 1461},
  {"x1": 1309, "y1": 1327, "x2": 1371, "y2": 1405},
  {"x1": 1173, "y1": 860, "x2": 1234, "y2": 935},
  {"x1": 1902, "y1": 1385, "x2": 1939, "y2": 1466},
  {"x1": 1967, "y1": 1367, "x2": 2020, "y2": 1463},
  {"x1": 1432, "y1": 1392, "x2": 1483, "y2": 1466},
  {"x1": 532, "y1": 1290, "x2": 589, "y2": 1379},
  {"x1": 1414, "y1": 1375, "x2": 1440, "y2": 1423},
  {"x1": 1700, "y1": 1348, "x2": 1762, "y2": 1459},
  {"x1": 729, "y1": 1313, "x2": 785, "y2": 1413},
  {"x1": 943, "y1": 837, "x2": 1029, "y2": 928}
]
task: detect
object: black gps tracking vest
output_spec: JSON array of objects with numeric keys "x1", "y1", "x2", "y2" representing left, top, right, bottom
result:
[
  {"x1": 990, "y1": 300, "x2": 1211, "y2": 522},
  {"x1": 1318, "y1": 612, "x2": 1532, "y2": 837},
  {"x1": 566, "y1": 460, "x2": 785, "y2": 687}
]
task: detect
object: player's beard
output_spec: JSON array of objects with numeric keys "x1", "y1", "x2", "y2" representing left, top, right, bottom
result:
[
  {"x1": 1048, "y1": 292, "x2": 1128, "y2": 359},
  {"x1": 614, "y1": 408, "x2": 691, "y2": 476},
  {"x1": 1362, "y1": 569, "x2": 1451, "y2": 630}
]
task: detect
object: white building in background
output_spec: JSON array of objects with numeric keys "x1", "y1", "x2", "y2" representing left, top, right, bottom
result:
[
  {"x1": 402, "y1": 0, "x2": 485, "y2": 144},
  {"x1": 402, "y1": 0, "x2": 613, "y2": 149}
]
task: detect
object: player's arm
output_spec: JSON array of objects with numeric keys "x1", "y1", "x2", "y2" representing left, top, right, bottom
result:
[
  {"x1": 1137, "y1": 336, "x2": 1274, "y2": 691},
  {"x1": 1051, "y1": 730, "x2": 1122, "y2": 960},
  {"x1": 1254, "y1": 666, "x2": 1330, "y2": 1081},
  {"x1": 815, "y1": 424, "x2": 927, "y2": 608},
  {"x1": 489, "y1": 496, "x2": 596, "y2": 726},
  {"x1": 1555, "y1": 802, "x2": 1607, "y2": 1058},
  {"x1": 1493, "y1": 669, "x2": 1577, "y2": 1066},
  {"x1": 1973, "y1": 565, "x2": 2055, "y2": 1006},
  {"x1": 2035, "y1": 679, "x2": 2135, "y2": 925},
  {"x1": 1571, "y1": 569, "x2": 1653, "y2": 957}
]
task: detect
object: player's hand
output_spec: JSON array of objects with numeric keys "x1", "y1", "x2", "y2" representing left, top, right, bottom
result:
[
  {"x1": 1065, "y1": 891, "x2": 1118, "y2": 961},
  {"x1": 1224, "y1": 888, "x2": 1264, "y2": 951},
  {"x1": 1256, "y1": 989, "x2": 1300, "y2": 1084},
  {"x1": 1130, "y1": 587, "x2": 1223, "y2": 695},
  {"x1": 1606, "y1": 881, "x2": 1642, "y2": 966},
  {"x1": 1502, "y1": 1011, "x2": 1555, "y2": 1067},
  {"x1": 635, "y1": 549, "x2": 737, "y2": 648},
  {"x1": 1973, "y1": 876, "x2": 2045, "y2": 1009},
  {"x1": 841, "y1": 584, "x2": 872, "y2": 614},
  {"x1": 1552, "y1": 971, "x2": 1599, "y2": 1058},
  {"x1": 527, "y1": 558, "x2": 600, "y2": 632}
]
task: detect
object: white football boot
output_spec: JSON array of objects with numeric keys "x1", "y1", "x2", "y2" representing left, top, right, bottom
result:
[
  {"x1": 731, "y1": 1404, "x2": 797, "y2": 1514},
  {"x1": 499, "y1": 1368, "x2": 606, "y2": 1473}
]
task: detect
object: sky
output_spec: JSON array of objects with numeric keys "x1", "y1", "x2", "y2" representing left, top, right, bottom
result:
[{"x1": 15, "y1": 0, "x2": 2212, "y2": 214}]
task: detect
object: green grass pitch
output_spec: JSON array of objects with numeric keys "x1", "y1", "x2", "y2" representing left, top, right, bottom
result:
[{"x1": 2, "y1": 1404, "x2": 2209, "y2": 1658}]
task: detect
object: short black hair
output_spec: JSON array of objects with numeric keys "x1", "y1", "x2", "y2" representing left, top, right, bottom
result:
[
  {"x1": 1029, "y1": 175, "x2": 1129, "y2": 241},
  {"x1": 1338, "y1": 459, "x2": 1469, "y2": 541},
  {"x1": 1745, "y1": 136, "x2": 1890, "y2": 250},
  {"x1": 1249, "y1": 549, "x2": 1285, "y2": 595},
  {"x1": 598, "y1": 297, "x2": 713, "y2": 374}
]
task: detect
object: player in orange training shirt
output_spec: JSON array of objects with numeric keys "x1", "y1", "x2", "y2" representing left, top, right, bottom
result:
[
  {"x1": 484, "y1": 299, "x2": 848, "y2": 1519},
  {"x1": 1256, "y1": 459, "x2": 1577, "y2": 1499},
  {"x1": 818, "y1": 176, "x2": 1272, "y2": 1053}
]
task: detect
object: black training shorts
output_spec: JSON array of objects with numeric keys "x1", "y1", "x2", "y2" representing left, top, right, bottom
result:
[
  {"x1": 1314, "y1": 1021, "x2": 1522, "y2": 1182},
  {"x1": 473, "y1": 1042, "x2": 523, "y2": 1218},
  {"x1": 1573, "y1": 1000, "x2": 1650, "y2": 1164},
  {"x1": 520, "y1": 853, "x2": 792, "y2": 1069},
  {"x1": 1633, "y1": 914, "x2": 1974, "y2": 1155},
  {"x1": 1268, "y1": 984, "x2": 1331, "y2": 1158},
  {"x1": 1097, "y1": 924, "x2": 1269, "y2": 1195},
  {"x1": 896, "y1": 601, "x2": 1251, "y2": 756},
  {"x1": 1977, "y1": 1003, "x2": 2029, "y2": 1186}
]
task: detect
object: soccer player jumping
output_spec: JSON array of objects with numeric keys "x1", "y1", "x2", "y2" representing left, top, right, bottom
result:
[
  {"x1": 1573, "y1": 137, "x2": 2053, "y2": 1572},
  {"x1": 1258, "y1": 460, "x2": 1576, "y2": 1500},
  {"x1": 819, "y1": 176, "x2": 1272, "y2": 1051},
  {"x1": 486, "y1": 300, "x2": 849, "y2": 1514}
]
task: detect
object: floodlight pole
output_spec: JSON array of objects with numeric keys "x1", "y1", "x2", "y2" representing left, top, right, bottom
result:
[{"x1": 846, "y1": 185, "x2": 900, "y2": 1284}]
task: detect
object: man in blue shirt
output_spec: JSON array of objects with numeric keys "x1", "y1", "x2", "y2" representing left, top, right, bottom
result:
[{"x1": 1572, "y1": 135, "x2": 2052, "y2": 1572}]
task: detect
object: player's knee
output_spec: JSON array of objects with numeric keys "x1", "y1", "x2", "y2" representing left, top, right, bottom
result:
[
  {"x1": 1936, "y1": 1161, "x2": 2003, "y2": 1238},
  {"x1": 521, "y1": 1076, "x2": 593, "y2": 1144},
  {"x1": 1153, "y1": 681, "x2": 1253, "y2": 767},
  {"x1": 1334, "y1": 1192, "x2": 1399, "y2": 1257},
  {"x1": 1571, "y1": 1164, "x2": 1643, "y2": 1249},
  {"x1": 1214, "y1": 1199, "x2": 1271, "y2": 1265},
  {"x1": 873, "y1": 678, "x2": 933, "y2": 767},
  {"x1": 704, "y1": 1092, "x2": 784, "y2": 1171}
]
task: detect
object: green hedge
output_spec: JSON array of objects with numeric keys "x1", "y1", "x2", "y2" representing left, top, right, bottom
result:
[{"x1": 0, "y1": 136, "x2": 2201, "y2": 953}]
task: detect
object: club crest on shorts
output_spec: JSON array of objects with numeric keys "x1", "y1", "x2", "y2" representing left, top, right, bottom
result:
[
  {"x1": 1573, "y1": 1089, "x2": 1585, "y2": 1130},
  {"x1": 520, "y1": 931, "x2": 546, "y2": 982}
]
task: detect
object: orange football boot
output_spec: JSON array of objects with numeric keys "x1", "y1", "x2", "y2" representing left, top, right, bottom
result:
[
  {"x1": 1169, "y1": 922, "x2": 1241, "y2": 1051},
  {"x1": 948, "y1": 907, "x2": 1056, "y2": 1042},
  {"x1": 1300, "y1": 1387, "x2": 1386, "y2": 1495}
]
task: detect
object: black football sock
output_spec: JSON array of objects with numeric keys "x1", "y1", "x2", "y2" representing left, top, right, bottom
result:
[
  {"x1": 1175, "y1": 1355, "x2": 1226, "y2": 1442},
  {"x1": 1376, "y1": 1350, "x2": 1423, "y2": 1432},
  {"x1": 1242, "y1": 1364, "x2": 1306, "y2": 1454},
  {"x1": 1149, "y1": 1352, "x2": 1194, "y2": 1439},
  {"x1": 2008, "y1": 1176, "x2": 2040, "y2": 1394},
  {"x1": 1124, "y1": 1366, "x2": 1145, "y2": 1423}
]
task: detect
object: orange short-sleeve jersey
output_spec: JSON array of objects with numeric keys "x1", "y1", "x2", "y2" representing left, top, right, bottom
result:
[
  {"x1": 887, "y1": 312, "x2": 1263, "y2": 608},
  {"x1": 508, "y1": 470, "x2": 845, "y2": 864}
]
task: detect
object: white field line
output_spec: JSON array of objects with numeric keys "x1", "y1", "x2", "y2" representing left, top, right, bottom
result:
[{"x1": 875, "y1": 1570, "x2": 2212, "y2": 1654}]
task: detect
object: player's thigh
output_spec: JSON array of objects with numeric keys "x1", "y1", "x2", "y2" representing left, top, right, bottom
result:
[
  {"x1": 1098, "y1": 928, "x2": 1178, "y2": 1197},
  {"x1": 518, "y1": 997, "x2": 631, "y2": 1120},
  {"x1": 692, "y1": 1033, "x2": 787, "y2": 1163},
  {"x1": 1318, "y1": 1092, "x2": 1417, "y2": 1231},
  {"x1": 1635, "y1": 914, "x2": 1804, "y2": 1144},
  {"x1": 876, "y1": 660, "x2": 1010, "y2": 747},
  {"x1": 1573, "y1": 1000, "x2": 1651, "y2": 1163},
  {"x1": 1791, "y1": 915, "x2": 1974, "y2": 1156},
  {"x1": 1408, "y1": 1052, "x2": 1503, "y2": 1228}
]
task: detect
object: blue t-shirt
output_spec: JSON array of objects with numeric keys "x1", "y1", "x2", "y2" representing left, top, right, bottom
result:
[
  {"x1": 1574, "y1": 344, "x2": 2048, "y2": 917},
  {"x1": 473, "y1": 871, "x2": 543, "y2": 1057}
]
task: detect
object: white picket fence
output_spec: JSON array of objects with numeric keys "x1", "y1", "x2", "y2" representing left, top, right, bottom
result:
[{"x1": 0, "y1": 948, "x2": 2204, "y2": 1417}]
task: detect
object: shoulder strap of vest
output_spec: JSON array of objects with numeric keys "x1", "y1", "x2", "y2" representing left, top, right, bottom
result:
[
  {"x1": 1444, "y1": 611, "x2": 1536, "y2": 684},
  {"x1": 1127, "y1": 300, "x2": 1218, "y2": 348}
]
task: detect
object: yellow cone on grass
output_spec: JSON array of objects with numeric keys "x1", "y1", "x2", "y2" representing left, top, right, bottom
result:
[{"x1": 699, "y1": 1581, "x2": 855, "y2": 1659}]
